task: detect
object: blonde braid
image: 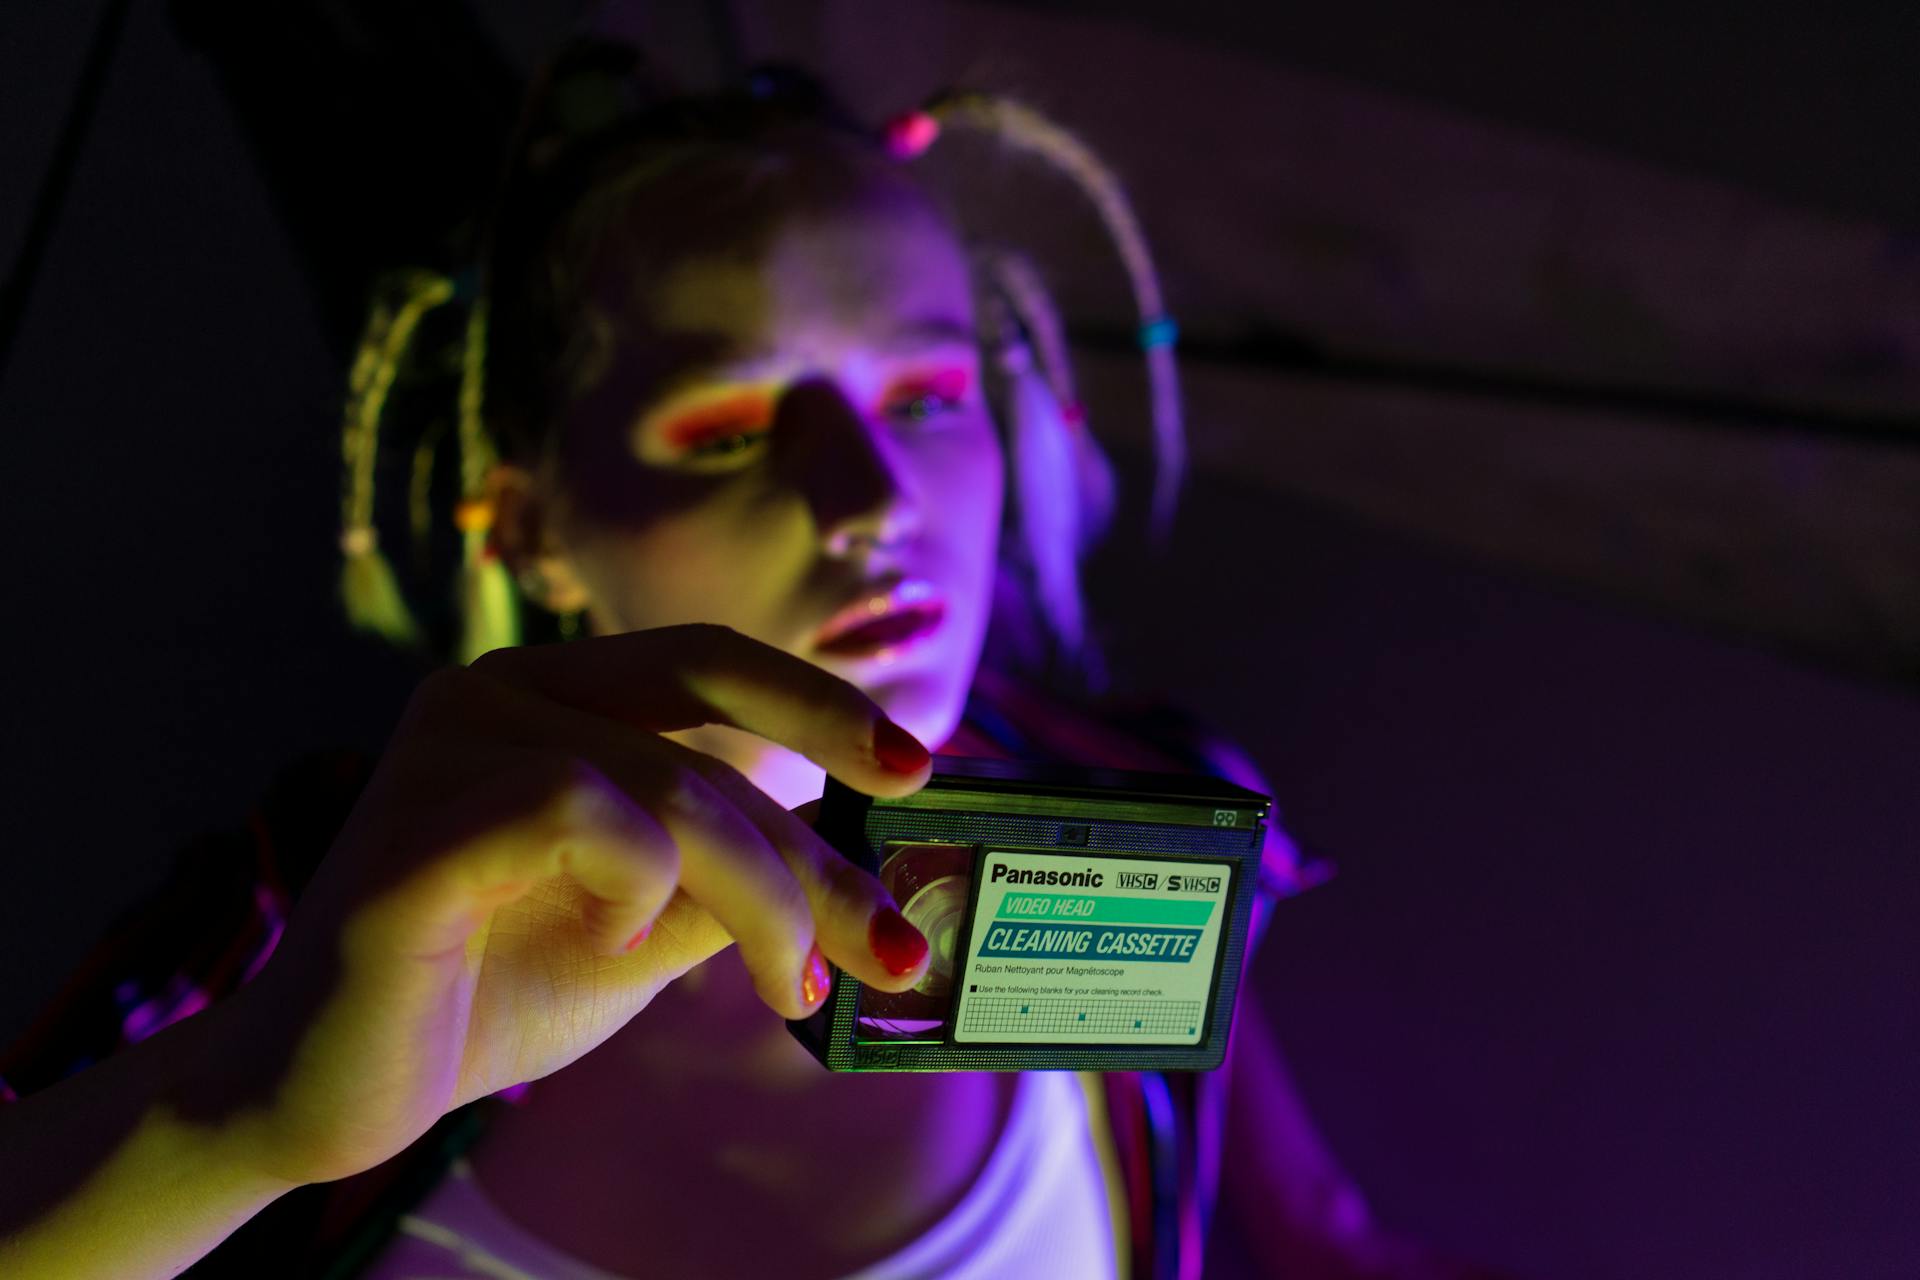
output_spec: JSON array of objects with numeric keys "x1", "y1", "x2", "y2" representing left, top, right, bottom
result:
[
  {"x1": 977, "y1": 247, "x2": 1119, "y2": 671},
  {"x1": 983, "y1": 249, "x2": 1077, "y2": 418},
  {"x1": 915, "y1": 92, "x2": 1185, "y2": 539},
  {"x1": 978, "y1": 248, "x2": 1115, "y2": 545},
  {"x1": 338, "y1": 269, "x2": 457, "y2": 649},
  {"x1": 407, "y1": 416, "x2": 447, "y2": 577},
  {"x1": 452, "y1": 294, "x2": 521, "y2": 665}
]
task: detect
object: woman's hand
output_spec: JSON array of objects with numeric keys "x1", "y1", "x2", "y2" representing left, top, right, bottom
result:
[{"x1": 217, "y1": 624, "x2": 932, "y2": 1188}]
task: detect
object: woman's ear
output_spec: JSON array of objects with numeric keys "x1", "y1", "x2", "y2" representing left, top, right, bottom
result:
[{"x1": 485, "y1": 461, "x2": 592, "y2": 614}]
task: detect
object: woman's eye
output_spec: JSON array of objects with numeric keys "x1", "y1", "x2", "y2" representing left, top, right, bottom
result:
[
  {"x1": 651, "y1": 388, "x2": 777, "y2": 467},
  {"x1": 890, "y1": 392, "x2": 959, "y2": 424},
  {"x1": 685, "y1": 429, "x2": 767, "y2": 459}
]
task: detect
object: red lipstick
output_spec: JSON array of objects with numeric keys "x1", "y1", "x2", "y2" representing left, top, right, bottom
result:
[{"x1": 813, "y1": 579, "x2": 947, "y2": 658}]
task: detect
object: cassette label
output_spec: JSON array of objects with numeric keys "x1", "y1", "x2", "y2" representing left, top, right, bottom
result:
[{"x1": 953, "y1": 848, "x2": 1234, "y2": 1046}]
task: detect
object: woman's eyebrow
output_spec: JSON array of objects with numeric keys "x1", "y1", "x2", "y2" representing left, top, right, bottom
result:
[
  {"x1": 876, "y1": 315, "x2": 977, "y2": 352},
  {"x1": 665, "y1": 316, "x2": 979, "y2": 370}
]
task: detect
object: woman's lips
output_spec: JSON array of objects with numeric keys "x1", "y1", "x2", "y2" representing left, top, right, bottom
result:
[
  {"x1": 813, "y1": 583, "x2": 948, "y2": 658},
  {"x1": 815, "y1": 602, "x2": 947, "y2": 656}
]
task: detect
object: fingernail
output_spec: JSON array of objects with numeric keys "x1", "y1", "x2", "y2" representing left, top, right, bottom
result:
[
  {"x1": 869, "y1": 907, "x2": 929, "y2": 976},
  {"x1": 622, "y1": 922, "x2": 652, "y2": 952},
  {"x1": 801, "y1": 943, "x2": 832, "y2": 1008},
  {"x1": 873, "y1": 719, "x2": 930, "y2": 774}
]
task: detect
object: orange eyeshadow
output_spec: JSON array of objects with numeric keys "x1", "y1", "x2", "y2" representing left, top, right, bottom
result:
[
  {"x1": 892, "y1": 368, "x2": 971, "y2": 401},
  {"x1": 661, "y1": 392, "x2": 775, "y2": 448}
]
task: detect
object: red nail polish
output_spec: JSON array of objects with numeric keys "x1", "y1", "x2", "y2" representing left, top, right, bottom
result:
[
  {"x1": 869, "y1": 907, "x2": 929, "y2": 976},
  {"x1": 622, "y1": 923, "x2": 652, "y2": 952},
  {"x1": 873, "y1": 719, "x2": 930, "y2": 774},
  {"x1": 801, "y1": 943, "x2": 832, "y2": 1007}
]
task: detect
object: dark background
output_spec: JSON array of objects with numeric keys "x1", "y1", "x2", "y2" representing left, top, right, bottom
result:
[{"x1": 3, "y1": 3, "x2": 1916, "y2": 1278}]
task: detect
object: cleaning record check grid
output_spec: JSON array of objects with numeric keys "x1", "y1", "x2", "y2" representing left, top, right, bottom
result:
[{"x1": 958, "y1": 997, "x2": 1205, "y2": 1036}]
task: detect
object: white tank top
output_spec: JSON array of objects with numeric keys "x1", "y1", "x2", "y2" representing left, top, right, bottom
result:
[{"x1": 360, "y1": 1069, "x2": 1120, "y2": 1280}]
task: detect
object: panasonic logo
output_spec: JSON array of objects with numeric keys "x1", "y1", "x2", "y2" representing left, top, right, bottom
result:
[{"x1": 989, "y1": 863, "x2": 1105, "y2": 889}]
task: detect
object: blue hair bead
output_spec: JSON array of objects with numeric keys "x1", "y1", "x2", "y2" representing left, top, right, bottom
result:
[{"x1": 1139, "y1": 315, "x2": 1179, "y2": 350}]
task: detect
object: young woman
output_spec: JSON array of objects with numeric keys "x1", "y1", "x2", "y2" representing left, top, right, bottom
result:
[{"x1": 0, "y1": 38, "x2": 1495, "y2": 1280}]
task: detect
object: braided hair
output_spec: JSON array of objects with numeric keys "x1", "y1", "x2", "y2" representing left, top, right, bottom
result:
[{"x1": 336, "y1": 37, "x2": 1183, "y2": 682}]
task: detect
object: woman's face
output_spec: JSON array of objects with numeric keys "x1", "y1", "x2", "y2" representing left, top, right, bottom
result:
[{"x1": 532, "y1": 191, "x2": 1006, "y2": 763}]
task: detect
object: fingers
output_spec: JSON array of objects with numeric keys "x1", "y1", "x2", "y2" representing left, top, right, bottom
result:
[
  {"x1": 370, "y1": 756, "x2": 682, "y2": 964},
  {"x1": 467, "y1": 625, "x2": 931, "y2": 797},
  {"x1": 644, "y1": 764, "x2": 835, "y2": 1020},
  {"x1": 391, "y1": 748, "x2": 848, "y2": 1021},
  {"x1": 556, "y1": 740, "x2": 927, "y2": 1017},
  {"x1": 687, "y1": 751, "x2": 930, "y2": 995},
  {"x1": 528, "y1": 715, "x2": 930, "y2": 1009},
  {"x1": 409, "y1": 627, "x2": 940, "y2": 1020}
]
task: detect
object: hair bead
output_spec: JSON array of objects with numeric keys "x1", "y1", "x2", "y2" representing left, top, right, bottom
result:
[
  {"x1": 884, "y1": 110, "x2": 941, "y2": 160},
  {"x1": 453, "y1": 497, "x2": 494, "y2": 534},
  {"x1": 1138, "y1": 316, "x2": 1179, "y2": 350}
]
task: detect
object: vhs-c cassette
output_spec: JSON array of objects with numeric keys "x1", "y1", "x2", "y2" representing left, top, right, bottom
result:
[{"x1": 788, "y1": 756, "x2": 1269, "y2": 1072}]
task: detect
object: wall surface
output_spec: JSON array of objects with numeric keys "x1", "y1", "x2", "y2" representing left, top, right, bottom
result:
[{"x1": 1088, "y1": 445, "x2": 1919, "y2": 1279}]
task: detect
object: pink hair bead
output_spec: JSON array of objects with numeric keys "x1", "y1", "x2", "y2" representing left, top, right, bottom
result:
[{"x1": 884, "y1": 110, "x2": 940, "y2": 160}]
